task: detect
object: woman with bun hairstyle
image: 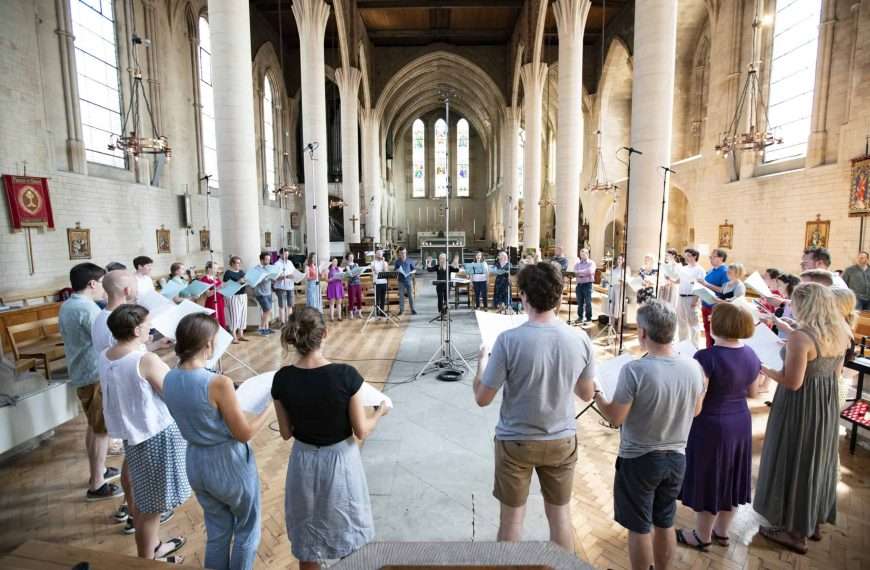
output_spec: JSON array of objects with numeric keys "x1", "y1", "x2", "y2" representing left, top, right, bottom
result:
[
  {"x1": 162, "y1": 314, "x2": 271, "y2": 570},
  {"x1": 271, "y1": 307, "x2": 388, "y2": 569}
]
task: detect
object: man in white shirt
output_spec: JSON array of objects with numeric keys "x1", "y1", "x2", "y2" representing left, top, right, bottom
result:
[
  {"x1": 801, "y1": 247, "x2": 848, "y2": 289},
  {"x1": 371, "y1": 250, "x2": 389, "y2": 319},
  {"x1": 132, "y1": 256, "x2": 155, "y2": 301},
  {"x1": 273, "y1": 248, "x2": 298, "y2": 325},
  {"x1": 675, "y1": 248, "x2": 706, "y2": 346}
]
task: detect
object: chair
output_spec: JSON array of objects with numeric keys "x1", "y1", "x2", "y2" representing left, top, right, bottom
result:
[{"x1": 8, "y1": 317, "x2": 65, "y2": 380}]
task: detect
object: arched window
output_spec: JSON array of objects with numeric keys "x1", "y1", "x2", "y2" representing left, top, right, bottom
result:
[
  {"x1": 517, "y1": 128, "x2": 525, "y2": 199},
  {"x1": 456, "y1": 119, "x2": 470, "y2": 197},
  {"x1": 412, "y1": 119, "x2": 425, "y2": 197},
  {"x1": 434, "y1": 118, "x2": 448, "y2": 197},
  {"x1": 198, "y1": 16, "x2": 218, "y2": 188},
  {"x1": 764, "y1": 0, "x2": 822, "y2": 163},
  {"x1": 70, "y1": 0, "x2": 124, "y2": 168},
  {"x1": 263, "y1": 76, "x2": 276, "y2": 200}
]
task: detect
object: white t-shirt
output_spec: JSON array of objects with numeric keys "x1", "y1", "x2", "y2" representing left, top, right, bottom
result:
[
  {"x1": 678, "y1": 264, "x2": 707, "y2": 295},
  {"x1": 273, "y1": 259, "x2": 297, "y2": 291},
  {"x1": 832, "y1": 273, "x2": 848, "y2": 290},
  {"x1": 91, "y1": 309, "x2": 115, "y2": 354},
  {"x1": 135, "y1": 274, "x2": 155, "y2": 300},
  {"x1": 372, "y1": 260, "x2": 388, "y2": 285}
]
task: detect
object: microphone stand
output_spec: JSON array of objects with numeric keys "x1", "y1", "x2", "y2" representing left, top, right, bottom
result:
[
  {"x1": 618, "y1": 147, "x2": 641, "y2": 355},
  {"x1": 654, "y1": 166, "x2": 676, "y2": 296}
]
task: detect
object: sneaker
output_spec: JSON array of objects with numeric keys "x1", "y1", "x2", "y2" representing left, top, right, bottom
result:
[
  {"x1": 113, "y1": 503, "x2": 129, "y2": 522},
  {"x1": 258, "y1": 329, "x2": 269, "y2": 336},
  {"x1": 122, "y1": 517, "x2": 136, "y2": 534},
  {"x1": 86, "y1": 482, "x2": 123, "y2": 502},
  {"x1": 103, "y1": 466, "x2": 121, "y2": 482},
  {"x1": 122, "y1": 510, "x2": 175, "y2": 535}
]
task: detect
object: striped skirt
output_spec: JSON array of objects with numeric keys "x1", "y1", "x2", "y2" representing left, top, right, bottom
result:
[
  {"x1": 227, "y1": 293, "x2": 248, "y2": 332},
  {"x1": 125, "y1": 423, "x2": 192, "y2": 514}
]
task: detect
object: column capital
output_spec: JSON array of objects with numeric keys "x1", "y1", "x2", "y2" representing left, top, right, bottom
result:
[
  {"x1": 292, "y1": 0, "x2": 330, "y2": 43},
  {"x1": 520, "y1": 62, "x2": 548, "y2": 102},
  {"x1": 335, "y1": 66, "x2": 362, "y2": 100},
  {"x1": 360, "y1": 107, "x2": 381, "y2": 127},
  {"x1": 552, "y1": 0, "x2": 591, "y2": 41},
  {"x1": 504, "y1": 105, "x2": 522, "y2": 125}
]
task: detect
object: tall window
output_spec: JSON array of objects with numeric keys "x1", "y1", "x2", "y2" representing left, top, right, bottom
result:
[
  {"x1": 434, "y1": 119, "x2": 448, "y2": 197},
  {"x1": 764, "y1": 0, "x2": 822, "y2": 163},
  {"x1": 70, "y1": 0, "x2": 124, "y2": 168},
  {"x1": 263, "y1": 77, "x2": 276, "y2": 199},
  {"x1": 412, "y1": 119, "x2": 425, "y2": 197},
  {"x1": 198, "y1": 16, "x2": 218, "y2": 188},
  {"x1": 456, "y1": 119, "x2": 470, "y2": 197},
  {"x1": 517, "y1": 128, "x2": 525, "y2": 199}
]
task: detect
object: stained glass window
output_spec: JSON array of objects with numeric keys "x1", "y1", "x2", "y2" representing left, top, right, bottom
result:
[
  {"x1": 412, "y1": 119, "x2": 425, "y2": 197},
  {"x1": 517, "y1": 128, "x2": 525, "y2": 199},
  {"x1": 435, "y1": 119, "x2": 448, "y2": 197},
  {"x1": 263, "y1": 77, "x2": 276, "y2": 200},
  {"x1": 457, "y1": 119, "x2": 469, "y2": 197},
  {"x1": 70, "y1": 0, "x2": 125, "y2": 168},
  {"x1": 199, "y1": 17, "x2": 218, "y2": 188},
  {"x1": 764, "y1": 0, "x2": 821, "y2": 163}
]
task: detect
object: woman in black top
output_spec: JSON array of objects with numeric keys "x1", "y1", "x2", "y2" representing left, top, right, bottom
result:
[
  {"x1": 222, "y1": 255, "x2": 249, "y2": 342},
  {"x1": 271, "y1": 307, "x2": 387, "y2": 570},
  {"x1": 426, "y1": 253, "x2": 459, "y2": 316}
]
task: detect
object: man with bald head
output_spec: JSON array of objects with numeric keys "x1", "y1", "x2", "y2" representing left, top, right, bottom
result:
[{"x1": 92, "y1": 270, "x2": 138, "y2": 354}]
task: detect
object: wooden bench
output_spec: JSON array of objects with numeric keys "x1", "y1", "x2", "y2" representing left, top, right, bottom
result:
[
  {"x1": 2, "y1": 540, "x2": 168, "y2": 569},
  {"x1": 8, "y1": 317, "x2": 65, "y2": 379}
]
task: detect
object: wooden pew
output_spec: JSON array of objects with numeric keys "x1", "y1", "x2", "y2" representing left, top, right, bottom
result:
[
  {"x1": 2, "y1": 540, "x2": 168, "y2": 569},
  {"x1": 8, "y1": 317, "x2": 65, "y2": 379}
]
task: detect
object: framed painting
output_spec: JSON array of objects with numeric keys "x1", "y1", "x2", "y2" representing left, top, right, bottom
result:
[
  {"x1": 67, "y1": 227, "x2": 91, "y2": 260},
  {"x1": 156, "y1": 228, "x2": 171, "y2": 254},
  {"x1": 718, "y1": 221, "x2": 733, "y2": 250},
  {"x1": 849, "y1": 155, "x2": 870, "y2": 217},
  {"x1": 199, "y1": 229, "x2": 210, "y2": 251},
  {"x1": 805, "y1": 215, "x2": 830, "y2": 249},
  {"x1": 264, "y1": 231, "x2": 272, "y2": 248}
]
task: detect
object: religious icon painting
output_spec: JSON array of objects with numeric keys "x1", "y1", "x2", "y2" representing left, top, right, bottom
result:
[
  {"x1": 718, "y1": 221, "x2": 733, "y2": 250},
  {"x1": 156, "y1": 228, "x2": 171, "y2": 254},
  {"x1": 849, "y1": 155, "x2": 870, "y2": 217},
  {"x1": 67, "y1": 227, "x2": 91, "y2": 260},
  {"x1": 805, "y1": 215, "x2": 830, "y2": 249},
  {"x1": 264, "y1": 231, "x2": 272, "y2": 248},
  {"x1": 199, "y1": 229, "x2": 210, "y2": 251}
]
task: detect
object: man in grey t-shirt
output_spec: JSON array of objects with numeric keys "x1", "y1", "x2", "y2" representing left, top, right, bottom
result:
[
  {"x1": 474, "y1": 262, "x2": 596, "y2": 551},
  {"x1": 595, "y1": 299, "x2": 705, "y2": 570}
]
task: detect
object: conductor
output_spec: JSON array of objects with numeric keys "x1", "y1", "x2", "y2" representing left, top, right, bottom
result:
[{"x1": 426, "y1": 253, "x2": 460, "y2": 316}]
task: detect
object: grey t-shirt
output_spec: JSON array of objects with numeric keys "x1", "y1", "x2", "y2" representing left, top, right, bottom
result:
[
  {"x1": 612, "y1": 356, "x2": 705, "y2": 459},
  {"x1": 482, "y1": 320, "x2": 595, "y2": 440}
]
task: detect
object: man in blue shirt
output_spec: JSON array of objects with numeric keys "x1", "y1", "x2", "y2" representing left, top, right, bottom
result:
[
  {"x1": 58, "y1": 262, "x2": 122, "y2": 501},
  {"x1": 701, "y1": 248, "x2": 729, "y2": 348},
  {"x1": 394, "y1": 246, "x2": 417, "y2": 315}
]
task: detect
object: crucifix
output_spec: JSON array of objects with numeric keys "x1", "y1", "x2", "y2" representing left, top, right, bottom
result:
[{"x1": 350, "y1": 214, "x2": 359, "y2": 234}]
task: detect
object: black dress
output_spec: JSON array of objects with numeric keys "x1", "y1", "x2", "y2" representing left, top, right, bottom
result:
[{"x1": 427, "y1": 263, "x2": 459, "y2": 314}]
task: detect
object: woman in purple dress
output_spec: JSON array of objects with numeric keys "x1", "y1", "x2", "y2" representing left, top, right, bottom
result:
[
  {"x1": 326, "y1": 258, "x2": 345, "y2": 322},
  {"x1": 676, "y1": 303, "x2": 761, "y2": 550}
]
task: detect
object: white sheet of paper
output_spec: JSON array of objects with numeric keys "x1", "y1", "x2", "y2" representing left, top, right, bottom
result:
[
  {"x1": 674, "y1": 340, "x2": 700, "y2": 360},
  {"x1": 236, "y1": 370, "x2": 276, "y2": 414},
  {"x1": 691, "y1": 282, "x2": 719, "y2": 304},
  {"x1": 745, "y1": 272, "x2": 772, "y2": 298},
  {"x1": 206, "y1": 327, "x2": 234, "y2": 369},
  {"x1": 150, "y1": 300, "x2": 213, "y2": 340},
  {"x1": 627, "y1": 276, "x2": 644, "y2": 292},
  {"x1": 359, "y1": 382, "x2": 393, "y2": 409},
  {"x1": 138, "y1": 290, "x2": 174, "y2": 316},
  {"x1": 732, "y1": 297, "x2": 762, "y2": 323},
  {"x1": 475, "y1": 311, "x2": 529, "y2": 357},
  {"x1": 595, "y1": 353, "x2": 634, "y2": 401},
  {"x1": 744, "y1": 324, "x2": 785, "y2": 370}
]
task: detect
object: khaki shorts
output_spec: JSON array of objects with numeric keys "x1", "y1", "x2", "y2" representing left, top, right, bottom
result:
[
  {"x1": 76, "y1": 383, "x2": 107, "y2": 434},
  {"x1": 493, "y1": 435, "x2": 578, "y2": 508}
]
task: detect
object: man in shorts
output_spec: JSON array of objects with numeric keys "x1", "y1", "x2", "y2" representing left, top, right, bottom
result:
[
  {"x1": 58, "y1": 262, "x2": 123, "y2": 501},
  {"x1": 254, "y1": 251, "x2": 275, "y2": 335},
  {"x1": 473, "y1": 261, "x2": 596, "y2": 551}
]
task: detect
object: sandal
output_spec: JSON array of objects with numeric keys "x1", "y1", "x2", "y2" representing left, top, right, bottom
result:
[
  {"x1": 712, "y1": 531, "x2": 730, "y2": 547},
  {"x1": 810, "y1": 525, "x2": 822, "y2": 542},
  {"x1": 155, "y1": 554, "x2": 184, "y2": 565},
  {"x1": 676, "y1": 528, "x2": 712, "y2": 551},
  {"x1": 758, "y1": 526, "x2": 808, "y2": 555},
  {"x1": 154, "y1": 537, "x2": 186, "y2": 559}
]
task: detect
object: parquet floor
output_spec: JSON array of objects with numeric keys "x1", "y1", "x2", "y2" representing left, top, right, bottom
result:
[{"x1": 0, "y1": 305, "x2": 869, "y2": 570}]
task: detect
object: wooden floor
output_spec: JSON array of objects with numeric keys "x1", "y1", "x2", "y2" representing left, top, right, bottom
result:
[{"x1": 0, "y1": 309, "x2": 869, "y2": 569}]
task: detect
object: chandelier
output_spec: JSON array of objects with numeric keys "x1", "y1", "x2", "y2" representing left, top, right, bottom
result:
[
  {"x1": 108, "y1": 35, "x2": 170, "y2": 160},
  {"x1": 329, "y1": 199, "x2": 346, "y2": 209},
  {"x1": 585, "y1": 130, "x2": 617, "y2": 193},
  {"x1": 714, "y1": 3, "x2": 781, "y2": 157}
]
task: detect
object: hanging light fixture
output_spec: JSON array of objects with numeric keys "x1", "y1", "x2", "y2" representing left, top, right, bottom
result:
[
  {"x1": 584, "y1": 1, "x2": 615, "y2": 193},
  {"x1": 108, "y1": 28, "x2": 170, "y2": 160},
  {"x1": 714, "y1": 0, "x2": 781, "y2": 157}
]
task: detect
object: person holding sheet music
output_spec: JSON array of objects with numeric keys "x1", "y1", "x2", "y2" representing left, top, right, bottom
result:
[
  {"x1": 473, "y1": 262, "x2": 596, "y2": 552},
  {"x1": 753, "y1": 283, "x2": 851, "y2": 555},
  {"x1": 659, "y1": 249, "x2": 681, "y2": 306},
  {"x1": 253, "y1": 253, "x2": 275, "y2": 336},
  {"x1": 493, "y1": 251, "x2": 512, "y2": 314},
  {"x1": 592, "y1": 300, "x2": 706, "y2": 570},
  {"x1": 167, "y1": 263, "x2": 192, "y2": 303},
  {"x1": 272, "y1": 307, "x2": 387, "y2": 569},
  {"x1": 222, "y1": 256, "x2": 249, "y2": 344},
  {"x1": 163, "y1": 314, "x2": 270, "y2": 570},
  {"x1": 326, "y1": 258, "x2": 345, "y2": 322},
  {"x1": 676, "y1": 249, "x2": 707, "y2": 347},
  {"x1": 305, "y1": 253, "x2": 323, "y2": 313},
  {"x1": 273, "y1": 248, "x2": 297, "y2": 325},
  {"x1": 710, "y1": 263, "x2": 746, "y2": 305},
  {"x1": 573, "y1": 249, "x2": 595, "y2": 323},
  {"x1": 701, "y1": 249, "x2": 729, "y2": 348},
  {"x1": 371, "y1": 250, "x2": 389, "y2": 319},
  {"x1": 133, "y1": 256, "x2": 155, "y2": 301},
  {"x1": 345, "y1": 253, "x2": 364, "y2": 319},
  {"x1": 427, "y1": 253, "x2": 460, "y2": 316},
  {"x1": 637, "y1": 255, "x2": 658, "y2": 305},
  {"x1": 394, "y1": 246, "x2": 417, "y2": 316},
  {"x1": 199, "y1": 261, "x2": 226, "y2": 329},
  {"x1": 608, "y1": 255, "x2": 631, "y2": 332},
  {"x1": 676, "y1": 303, "x2": 760, "y2": 551}
]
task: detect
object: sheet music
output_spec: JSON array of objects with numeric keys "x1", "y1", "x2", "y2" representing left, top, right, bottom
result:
[
  {"x1": 627, "y1": 276, "x2": 645, "y2": 292},
  {"x1": 160, "y1": 279, "x2": 184, "y2": 299},
  {"x1": 150, "y1": 300, "x2": 213, "y2": 340},
  {"x1": 744, "y1": 324, "x2": 785, "y2": 370},
  {"x1": 182, "y1": 280, "x2": 212, "y2": 298},
  {"x1": 595, "y1": 354, "x2": 634, "y2": 401},
  {"x1": 674, "y1": 340, "x2": 699, "y2": 360},
  {"x1": 236, "y1": 370, "x2": 276, "y2": 414},
  {"x1": 138, "y1": 290, "x2": 174, "y2": 316},
  {"x1": 359, "y1": 382, "x2": 393, "y2": 409},
  {"x1": 218, "y1": 280, "x2": 243, "y2": 298},
  {"x1": 245, "y1": 266, "x2": 269, "y2": 288},
  {"x1": 691, "y1": 282, "x2": 719, "y2": 304},
  {"x1": 475, "y1": 311, "x2": 529, "y2": 358},
  {"x1": 745, "y1": 272, "x2": 772, "y2": 298},
  {"x1": 205, "y1": 327, "x2": 234, "y2": 370}
]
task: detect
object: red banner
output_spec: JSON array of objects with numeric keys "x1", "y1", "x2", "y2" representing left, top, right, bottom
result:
[{"x1": 3, "y1": 175, "x2": 54, "y2": 230}]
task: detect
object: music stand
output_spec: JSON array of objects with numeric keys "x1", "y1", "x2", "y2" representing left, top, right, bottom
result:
[
  {"x1": 429, "y1": 277, "x2": 456, "y2": 323},
  {"x1": 362, "y1": 271, "x2": 400, "y2": 330},
  {"x1": 563, "y1": 271, "x2": 578, "y2": 325}
]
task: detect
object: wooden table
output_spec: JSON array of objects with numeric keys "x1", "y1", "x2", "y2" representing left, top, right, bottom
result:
[
  {"x1": 2, "y1": 541, "x2": 169, "y2": 569},
  {"x1": 843, "y1": 356, "x2": 870, "y2": 453}
]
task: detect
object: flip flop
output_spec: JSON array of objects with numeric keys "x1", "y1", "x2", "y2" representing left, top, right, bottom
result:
[
  {"x1": 676, "y1": 528, "x2": 711, "y2": 551},
  {"x1": 154, "y1": 537, "x2": 186, "y2": 559},
  {"x1": 758, "y1": 526, "x2": 808, "y2": 555},
  {"x1": 712, "y1": 531, "x2": 730, "y2": 547}
]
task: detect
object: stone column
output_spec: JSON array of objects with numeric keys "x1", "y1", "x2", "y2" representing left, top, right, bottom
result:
[
  {"x1": 553, "y1": 0, "x2": 591, "y2": 267},
  {"x1": 55, "y1": 0, "x2": 87, "y2": 173},
  {"x1": 208, "y1": 0, "x2": 261, "y2": 261},
  {"x1": 626, "y1": 0, "x2": 677, "y2": 269},
  {"x1": 520, "y1": 62, "x2": 548, "y2": 253},
  {"x1": 807, "y1": 0, "x2": 837, "y2": 167},
  {"x1": 502, "y1": 106, "x2": 521, "y2": 248},
  {"x1": 293, "y1": 0, "x2": 331, "y2": 260},
  {"x1": 335, "y1": 66, "x2": 362, "y2": 245},
  {"x1": 360, "y1": 108, "x2": 381, "y2": 243}
]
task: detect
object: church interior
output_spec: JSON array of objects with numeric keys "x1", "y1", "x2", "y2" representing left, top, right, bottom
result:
[{"x1": 1, "y1": 0, "x2": 870, "y2": 568}]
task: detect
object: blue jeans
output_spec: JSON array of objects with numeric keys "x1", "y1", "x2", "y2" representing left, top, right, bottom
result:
[
  {"x1": 473, "y1": 281, "x2": 488, "y2": 309},
  {"x1": 187, "y1": 442, "x2": 261, "y2": 570},
  {"x1": 576, "y1": 282, "x2": 593, "y2": 321},
  {"x1": 398, "y1": 280, "x2": 415, "y2": 313}
]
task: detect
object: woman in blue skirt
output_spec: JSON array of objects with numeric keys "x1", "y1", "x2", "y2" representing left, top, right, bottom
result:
[{"x1": 305, "y1": 252, "x2": 323, "y2": 312}]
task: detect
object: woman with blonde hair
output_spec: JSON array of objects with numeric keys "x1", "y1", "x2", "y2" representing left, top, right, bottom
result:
[
  {"x1": 754, "y1": 283, "x2": 852, "y2": 554},
  {"x1": 713, "y1": 263, "x2": 746, "y2": 304},
  {"x1": 832, "y1": 287, "x2": 857, "y2": 330}
]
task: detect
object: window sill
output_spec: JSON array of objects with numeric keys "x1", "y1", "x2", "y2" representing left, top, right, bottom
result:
[{"x1": 754, "y1": 156, "x2": 805, "y2": 178}]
